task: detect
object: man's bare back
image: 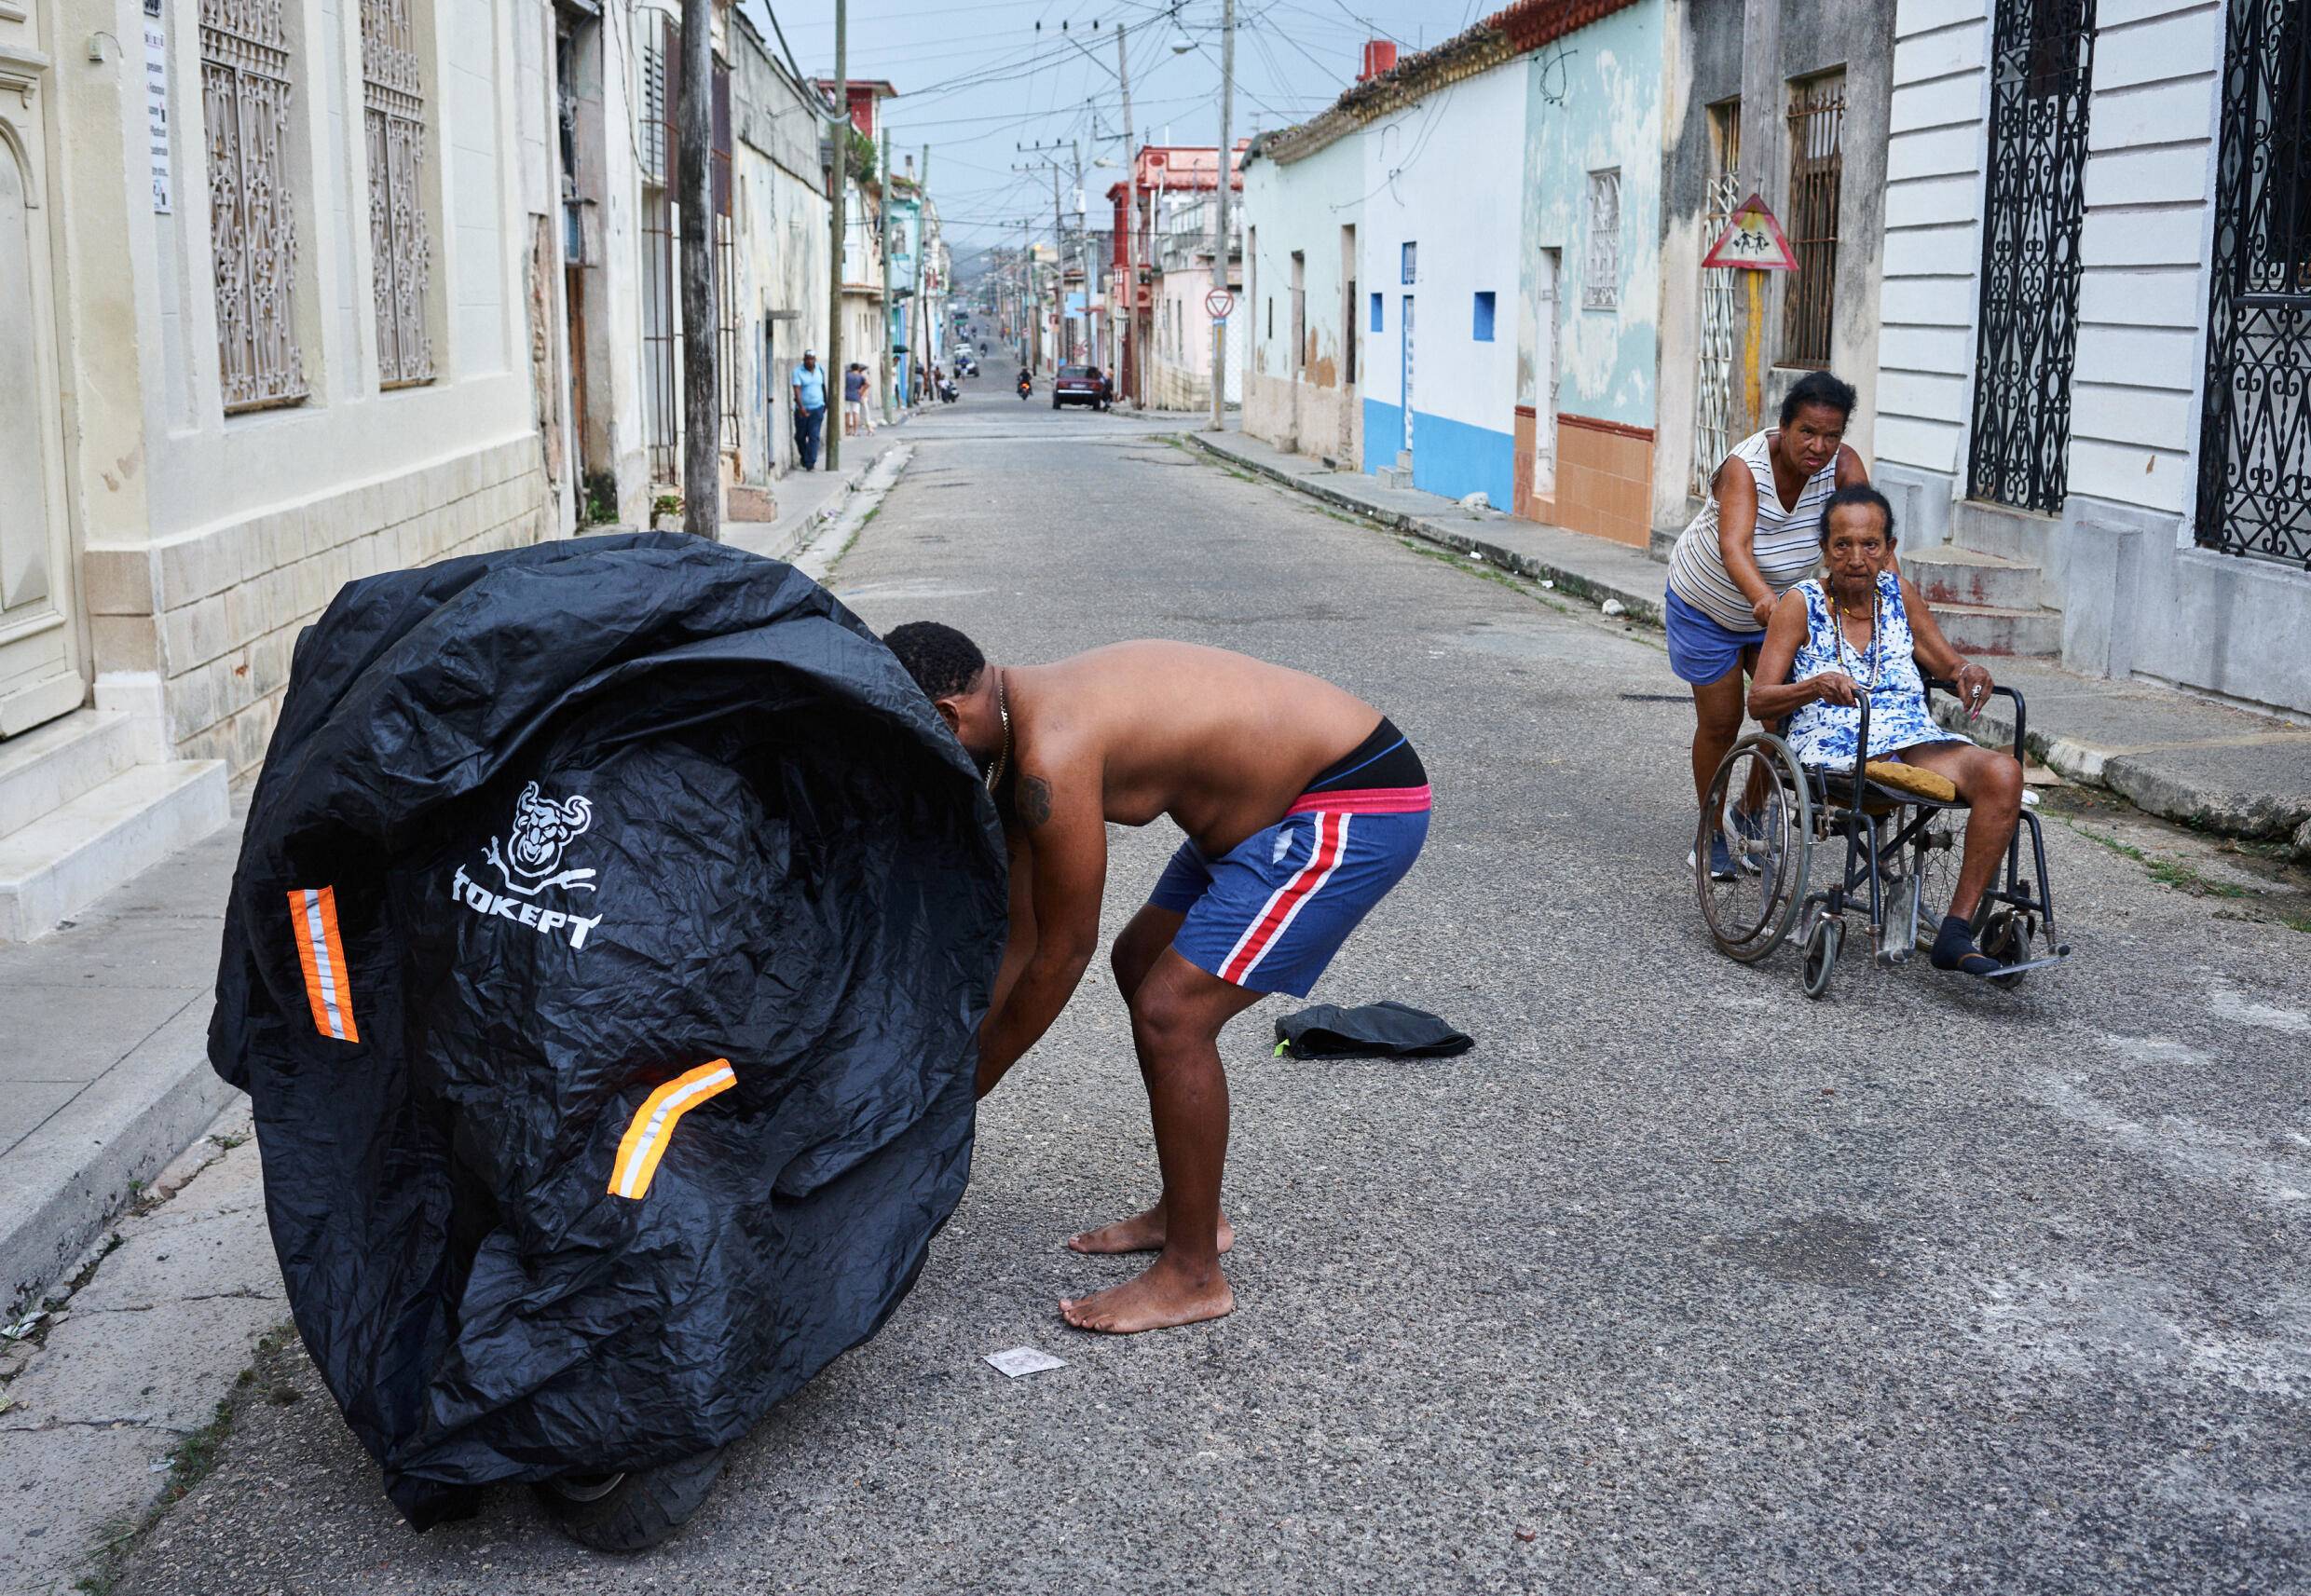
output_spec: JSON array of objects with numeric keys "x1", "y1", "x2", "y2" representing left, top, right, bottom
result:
[{"x1": 1003, "y1": 641, "x2": 1381, "y2": 852}]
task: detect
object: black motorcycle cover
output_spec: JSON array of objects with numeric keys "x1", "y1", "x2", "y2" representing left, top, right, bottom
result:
[{"x1": 209, "y1": 534, "x2": 1005, "y2": 1527}]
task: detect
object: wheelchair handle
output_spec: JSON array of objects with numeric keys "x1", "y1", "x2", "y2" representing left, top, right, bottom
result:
[{"x1": 1924, "y1": 676, "x2": 2029, "y2": 760}]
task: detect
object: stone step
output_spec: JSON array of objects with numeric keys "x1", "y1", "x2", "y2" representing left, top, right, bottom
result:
[
  {"x1": 0, "y1": 760, "x2": 229, "y2": 942},
  {"x1": 0, "y1": 712, "x2": 138, "y2": 836},
  {"x1": 1903, "y1": 543, "x2": 2044, "y2": 611},
  {"x1": 1928, "y1": 601, "x2": 2061, "y2": 658}
]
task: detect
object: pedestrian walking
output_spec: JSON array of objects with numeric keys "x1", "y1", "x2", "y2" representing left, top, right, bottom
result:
[
  {"x1": 791, "y1": 351, "x2": 828, "y2": 471},
  {"x1": 1663, "y1": 371, "x2": 1868, "y2": 877},
  {"x1": 844, "y1": 363, "x2": 875, "y2": 437}
]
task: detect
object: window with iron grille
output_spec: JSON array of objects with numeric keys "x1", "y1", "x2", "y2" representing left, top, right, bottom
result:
[
  {"x1": 200, "y1": 0, "x2": 307, "y2": 411},
  {"x1": 714, "y1": 62, "x2": 737, "y2": 454},
  {"x1": 1781, "y1": 72, "x2": 1844, "y2": 368},
  {"x1": 2196, "y1": 0, "x2": 2311, "y2": 566},
  {"x1": 1693, "y1": 99, "x2": 1744, "y2": 493},
  {"x1": 1401, "y1": 240, "x2": 1415, "y2": 284},
  {"x1": 1583, "y1": 170, "x2": 1620, "y2": 310},
  {"x1": 362, "y1": 0, "x2": 433, "y2": 387}
]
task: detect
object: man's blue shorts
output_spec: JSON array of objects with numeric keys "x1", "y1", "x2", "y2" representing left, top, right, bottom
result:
[
  {"x1": 1665, "y1": 588, "x2": 1768, "y2": 686},
  {"x1": 1148, "y1": 723, "x2": 1430, "y2": 998}
]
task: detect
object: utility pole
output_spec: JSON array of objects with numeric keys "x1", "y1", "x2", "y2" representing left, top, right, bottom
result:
[
  {"x1": 1048, "y1": 161, "x2": 1065, "y2": 366},
  {"x1": 1117, "y1": 22, "x2": 1139, "y2": 408},
  {"x1": 1071, "y1": 139, "x2": 1096, "y2": 368},
  {"x1": 880, "y1": 121, "x2": 894, "y2": 423},
  {"x1": 913, "y1": 146, "x2": 932, "y2": 407},
  {"x1": 1208, "y1": 0, "x2": 1234, "y2": 432},
  {"x1": 825, "y1": 0, "x2": 847, "y2": 470},
  {"x1": 677, "y1": 0, "x2": 717, "y2": 534}
]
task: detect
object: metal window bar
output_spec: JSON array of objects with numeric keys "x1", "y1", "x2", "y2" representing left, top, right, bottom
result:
[
  {"x1": 639, "y1": 14, "x2": 677, "y2": 483},
  {"x1": 362, "y1": 0, "x2": 433, "y2": 388},
  {"x1": 1584, "y1": 171, "x2": 1620, "y2": 310},
  {"x1": 2196, "y1": 0, "x2": 2311, "y2": 566},
  {"x1": 1692, "y1": 102, "x2": 1742, "y2": 495},
  {"x1": 201, "y1": 0, "x2": 307, "y2": 412},
  {"x1": 1780, "y1": 75, "x2": 1843, "y2": 369},
  {"x1": 714, "y1": 64, "x2": 737, "y2": 455},
  {"x1": 1967, "y1": 0, "x2": 2096, "y2": 514}
]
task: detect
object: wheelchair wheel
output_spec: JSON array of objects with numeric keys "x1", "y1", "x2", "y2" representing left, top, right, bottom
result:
[
  {"x1": 1912, "y1": 820, "x2": 1968, "y2": 934},
  {"x1": 1978, "y1": 907, "x2": 2035, "y2": 988},
  {"x1": 1696, "y1": 733, "x2": 1812, "y2": 963},
  {"x1": 1801, "y1": 917, "x2": 1842, "y2": 1001}
]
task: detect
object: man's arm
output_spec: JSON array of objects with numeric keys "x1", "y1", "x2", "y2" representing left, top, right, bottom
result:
[{"x1": 976, "y1": 762, "x2": 1105, "y2": 1098}]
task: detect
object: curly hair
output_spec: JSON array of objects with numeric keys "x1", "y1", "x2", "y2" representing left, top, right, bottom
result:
[
  {"x1": 1779, "y1": 370, "x2": 1857, "y2": 428},
  {"x1": 883, "y1": 621, "x2": 986, "y2": 701}
]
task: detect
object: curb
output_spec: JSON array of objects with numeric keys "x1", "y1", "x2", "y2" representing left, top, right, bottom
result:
[
  {"x1": 2, "y1": 998, "x2": 237, "y2": 1315},
  {"x1": 1180, "y1": 432, "x2": 1662, "y2": 626}
]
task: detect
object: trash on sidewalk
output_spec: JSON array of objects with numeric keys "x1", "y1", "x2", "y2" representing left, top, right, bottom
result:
[
  {"x1": 1601, "y1": 598, "x2": 1628, "y2": 618},
  {"x1": 210, "y1": 534, "x2": 1007, "y2": 1530},
  {"x1": 984, "y1": 1346, "x2": 1069, "y2": 1378},
  {"x1": 1273, "y1": 1002, "x2": 1474, "y2": 1060}
]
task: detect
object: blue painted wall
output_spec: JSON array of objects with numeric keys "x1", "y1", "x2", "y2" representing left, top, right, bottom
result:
[
  {"x1": 1410, "y1": 413, "x2": 1515, "y2": 509},
  {"x1": 1362, "y1": 400, "x2": 1515, "y2": 510}
]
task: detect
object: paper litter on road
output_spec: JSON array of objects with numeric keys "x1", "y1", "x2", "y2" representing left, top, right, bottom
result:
[{"x1": 983, "y1": 1345, "x2": 1068, "y2": 1378}]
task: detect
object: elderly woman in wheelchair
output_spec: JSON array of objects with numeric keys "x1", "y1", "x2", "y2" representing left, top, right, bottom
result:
[{"x1": 1695, "y1": 484, "x2": 2068, "y2": 996}]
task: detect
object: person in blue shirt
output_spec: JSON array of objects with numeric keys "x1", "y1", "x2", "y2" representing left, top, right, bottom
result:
[{"x1": 791, "y1": 351, "x2": 828, "y2": 471}]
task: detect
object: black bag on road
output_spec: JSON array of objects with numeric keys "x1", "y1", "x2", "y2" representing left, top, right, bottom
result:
[
  {"x1": 210, "y1": 533, "x2": 1005, "y2": 1528},
  {"x1": 1273, "y1": 1001, "x2": 1474, "y2": 1060}
]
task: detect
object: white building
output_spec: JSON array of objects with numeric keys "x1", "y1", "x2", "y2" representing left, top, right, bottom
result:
[
  {"x1": 1241, "y1": 127, "x2": 1365, "y2": 469},
  {"x1": 2, "y1": 0, "x2": 561, "y2": 935},
  {"x1": 1872, "y1": 0, "x2": 2311, "y2": 716},
  {"x1": 1139, "y1": 144, "x2": 1245, "y2": 412}
]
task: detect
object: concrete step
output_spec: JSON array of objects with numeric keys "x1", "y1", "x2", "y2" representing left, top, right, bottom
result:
[
  {"x1": 1903, "y1": 544, "x2": 2044, "y2": 611},
  {"x1": 0, "y1": 711, "x2": 138, "y2": 836},
  {"x1": 0, "y1": 760, "x2": 229, "y2": 942},
  {"x1": 1928, "y1": 601, "x2": 2062, "y2": 658},
  {"x1": 1948, "y1": 498, "x2": 2057, "y2": 567}
]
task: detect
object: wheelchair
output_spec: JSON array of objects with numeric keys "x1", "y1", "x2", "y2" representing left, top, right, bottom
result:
[{"x1": 1694, "y1": 677, "x2": 2072, "y2": 999}]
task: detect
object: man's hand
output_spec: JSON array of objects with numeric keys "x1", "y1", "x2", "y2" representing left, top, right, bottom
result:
[
  {"x1": 1810, "y1": 670, "x2": 1863, "y2": 707},
  {"x1": 975, "y1": 757, "x2": 1104, "y2": 1097},
  {"x1": 1751, "y1": 594, "x2": 1778, "y2": 628}
]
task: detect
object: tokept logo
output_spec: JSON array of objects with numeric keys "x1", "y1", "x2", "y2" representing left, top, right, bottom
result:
[{"x1": 451, "y1": 781, "x2": 605, "y2": 948}]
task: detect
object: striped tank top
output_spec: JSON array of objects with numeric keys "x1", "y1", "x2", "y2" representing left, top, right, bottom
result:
[{"x1": 1665, "y1": 430, "x2": 1837, "y2": 633}]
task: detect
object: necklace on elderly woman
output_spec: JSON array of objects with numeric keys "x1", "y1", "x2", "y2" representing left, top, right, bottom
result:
[{"x1": 1833, "y1": 590, "x2": 1882, "y2": 689}]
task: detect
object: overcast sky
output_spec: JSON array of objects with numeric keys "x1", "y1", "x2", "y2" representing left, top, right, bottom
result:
[{"x1": 741, "y1": 0, "x2": 1489, "y2": 271}]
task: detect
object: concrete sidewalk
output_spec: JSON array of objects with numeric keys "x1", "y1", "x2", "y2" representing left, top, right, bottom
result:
[
  {"x1": 724, "y1": 426, "x2": 910, "y2": 564},
  {"x1": 0, "y1": 804, "x2": 241, "y2": 1315},
  {"x1": 1186, "y1": 427, "x2": 2311, "y2": 856}
]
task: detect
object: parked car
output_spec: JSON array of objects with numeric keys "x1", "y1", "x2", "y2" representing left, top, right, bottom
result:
[{"x1": 1053, "y1": 364, "x2": 1108, "y2": 411}]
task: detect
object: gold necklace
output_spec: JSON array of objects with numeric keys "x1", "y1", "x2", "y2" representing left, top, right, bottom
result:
[{"x1": 985, "y1": 673, "x2": 1011, "y2": 794}]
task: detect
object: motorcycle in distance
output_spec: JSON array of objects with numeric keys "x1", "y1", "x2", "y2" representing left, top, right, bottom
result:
[{"x1": 1017, "y1": 369, "x2": 1032, "y2": 402}]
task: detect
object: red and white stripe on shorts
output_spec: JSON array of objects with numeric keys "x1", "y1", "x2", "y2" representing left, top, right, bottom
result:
[{"x1": 1219, "y1": 810, "x2": 1352, "y2": 984}]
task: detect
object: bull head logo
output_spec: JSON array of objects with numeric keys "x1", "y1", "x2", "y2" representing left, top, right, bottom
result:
[{"x1": 485, "y1": 782, "x2": 597, "y2": 895}]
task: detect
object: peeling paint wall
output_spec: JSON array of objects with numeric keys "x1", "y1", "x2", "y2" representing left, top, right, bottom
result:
[{"x1": 1241, "y1": 132, "x2": 1364, "y2": 466}]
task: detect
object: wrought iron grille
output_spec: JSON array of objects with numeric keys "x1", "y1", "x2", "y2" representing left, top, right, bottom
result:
[
  {"x1": 639, "y1": 14, "x2": 677, "y2": 482},
  {"x1": 362, "y1": 0, "x2": 432, "y2": 388},
  {"x1": 201, "y1": 0, "x2": 306, "y2": 412},
  {"x1": 2196, "y1": 0, "x2": 2311, "y2": 566},
  {"x1": 1584, "y1": 170, "x2": 1620, "y2": 310},
  {"x1": 1692, "y1": 102, "x2": 1742, "y2": 495},
  {"x1": 1780, "y1": 74, "x2": 1843, "y2": 368},
  {"x1": 1966, "y1": 0, "x2": 2095, "y2": 513}
]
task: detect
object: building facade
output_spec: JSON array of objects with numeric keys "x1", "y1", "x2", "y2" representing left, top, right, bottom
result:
[
  {"x1": 1241, "y1": 126, "x2": 1364, "y2": 468},
  {"x1": 1656, "y1": 0, "x2": 1896, "y2": 545},
  {"x1": 1137, "y1": 144, "x2": 1245, "y2": 411},
  {"x1": 1871, "y1": 0, "x2": 2311, "y2": 716}
]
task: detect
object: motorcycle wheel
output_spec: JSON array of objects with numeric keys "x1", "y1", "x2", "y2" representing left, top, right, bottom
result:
[{"x1": 532, "y1": 1448, "x2": 728, "y2": 1554}]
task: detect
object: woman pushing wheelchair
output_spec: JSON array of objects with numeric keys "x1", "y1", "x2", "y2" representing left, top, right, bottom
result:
[{"x1": 1744, "y1": 484, "x2": 2025, "y2": 979}]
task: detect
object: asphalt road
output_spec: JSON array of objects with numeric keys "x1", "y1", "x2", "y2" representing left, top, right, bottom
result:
[{"x1": 116, "y1": 392, "x2": 2311, "y2": 1594}]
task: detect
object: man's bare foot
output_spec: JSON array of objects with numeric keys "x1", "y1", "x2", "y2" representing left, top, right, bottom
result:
[
  {"x1": 1065, "y1": 1206, "x2": 1235, "y2": 1255},
  {"x1": 1060, "y1": 1255, "x2": 1235, "y2": 1334}
]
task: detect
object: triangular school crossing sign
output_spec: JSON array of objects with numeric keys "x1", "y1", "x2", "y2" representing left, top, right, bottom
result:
[{"x1": 1702, "y1": 193, "x2": 1799, "y2": 271}]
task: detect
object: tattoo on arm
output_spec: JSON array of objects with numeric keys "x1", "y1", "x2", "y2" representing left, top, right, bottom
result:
[{"x1": 1016, "y1": 774, "x2": 1054, "y2": 829}]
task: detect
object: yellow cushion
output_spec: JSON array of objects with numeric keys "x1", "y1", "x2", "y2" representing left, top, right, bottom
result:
[{"x1": 1863, "y1": 759, "x2": 1959, "y2": 803}]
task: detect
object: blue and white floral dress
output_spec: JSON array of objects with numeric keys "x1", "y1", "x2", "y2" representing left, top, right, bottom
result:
[{"x1": 1783, "y1": 572, "x2": 1965, "y2": 771}]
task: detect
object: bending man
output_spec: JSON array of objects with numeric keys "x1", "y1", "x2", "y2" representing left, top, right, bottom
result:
[{"x1": 885, "y1": 625, "x2": 1432, "y2": 1334}]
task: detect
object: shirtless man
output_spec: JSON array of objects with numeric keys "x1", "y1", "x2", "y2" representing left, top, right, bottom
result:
[{"x1": 883, "y1": 624, "x2": 1432, "y2": 1333}]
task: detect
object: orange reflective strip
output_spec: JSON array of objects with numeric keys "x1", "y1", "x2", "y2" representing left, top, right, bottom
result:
[
  {"x1": 286, "y1": 887, "x2": 358, "y2": 1042},
  {"x1": 608, "y1": 1059, "x2": 736, "y2": 1200}
]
